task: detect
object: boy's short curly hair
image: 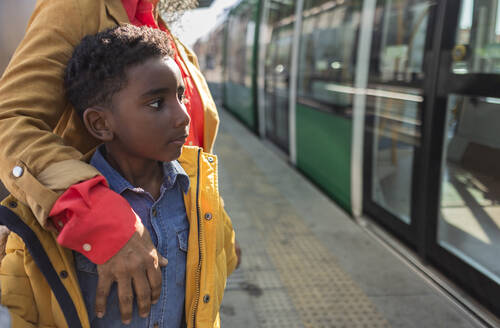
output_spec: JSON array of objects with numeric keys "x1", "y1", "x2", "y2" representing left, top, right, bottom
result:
[{"x1": 64, "y1": 24, "x2": 174, "y2": 117}]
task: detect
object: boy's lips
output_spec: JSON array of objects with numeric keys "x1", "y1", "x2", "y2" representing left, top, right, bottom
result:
[{"x1": 170, "y1": 134, "x2": 188, "y2": 144}]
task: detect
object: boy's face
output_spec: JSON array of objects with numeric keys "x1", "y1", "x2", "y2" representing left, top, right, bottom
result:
[{"x1": 105, "y1": 56, "x2": 190, "y2": 163}]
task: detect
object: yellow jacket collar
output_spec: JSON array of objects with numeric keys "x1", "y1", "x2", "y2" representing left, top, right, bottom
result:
[{"x1": 178, "y1": 146, "x2": 203, "y2": 179}]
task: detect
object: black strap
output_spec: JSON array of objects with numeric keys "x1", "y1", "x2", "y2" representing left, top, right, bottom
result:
[{"x1": 0, "y1": 205, "x2": 82, "y2": 328}]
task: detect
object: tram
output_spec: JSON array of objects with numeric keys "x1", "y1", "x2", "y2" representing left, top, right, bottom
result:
[{"x1": 194, "y1": 0, "x2": 500, "y2": 319}]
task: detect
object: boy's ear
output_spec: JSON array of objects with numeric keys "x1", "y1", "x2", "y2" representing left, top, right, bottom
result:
[{"x1": 83, "y1": 107, "x2": 114, "y2": 142}]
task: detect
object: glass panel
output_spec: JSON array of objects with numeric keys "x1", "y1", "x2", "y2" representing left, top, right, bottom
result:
[
  {"x1": 370, "y1": 0, "x2": 433, "y2": 84},
  {"x1": 226, "y1": 4, "x2": 255, "y2": 88},
  {"x1": 366, "y1": 0, "x2": 432, "y2": 224},
  {"x1": 297, "y1": 0, "x2": 361, "y2": 108},
  {"x1": 453, "y1": 0, "x2": 500, "y2": 74},
  {"x1": 262, "y1": 0, "x2": 296, "y2": 152},
  {"x1": 438, "y1": 95, "x2": 500, "y2": 284},
  {"x1": 368, "y1": 86, "x2": 423, "y2": 223},
  {"x1": 194, "y1": 23, "x2": 225, "y2": 99}
]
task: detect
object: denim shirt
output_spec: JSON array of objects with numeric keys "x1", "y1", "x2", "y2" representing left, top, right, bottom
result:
[{"x1": 75, "y1": 146, "x2": 190, "y2": 328}]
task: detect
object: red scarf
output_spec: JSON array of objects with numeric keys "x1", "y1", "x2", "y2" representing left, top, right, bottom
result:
[
  {"x1": 121, "y1": 0, "x2": 158, "y2": 27},
  {"x1": 121, "y1": 0, "x2": 205, "y2": 148}
]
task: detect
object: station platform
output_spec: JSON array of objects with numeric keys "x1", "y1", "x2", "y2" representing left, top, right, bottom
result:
[{"x1": 216, "y1": 109, "x2": 488, "y2": 328}]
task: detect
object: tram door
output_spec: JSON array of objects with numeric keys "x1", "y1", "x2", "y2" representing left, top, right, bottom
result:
[
  {"x1": 363, "y1": 0, "x2": 436, "y2": 246},
  {"x1": 364, "y1": 0, "x2": 500, "y2": 315},
  {"x1": 425, "y1": 0, "x2": 500, "y2": 315},
  {"x1": 262, "y1": 0, "x2": 296, "y2": 153}
]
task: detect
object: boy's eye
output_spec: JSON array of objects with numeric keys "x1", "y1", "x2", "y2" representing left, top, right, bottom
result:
[
  {"x1": 179, "y1": 94, "x2": 188, "y2": 104},
  {"x1": 148, "y1": 99, "x2": 163, "y2": 109},
  {"x1": 178, "y1": 87, "x2": 187, "y2": 104}
]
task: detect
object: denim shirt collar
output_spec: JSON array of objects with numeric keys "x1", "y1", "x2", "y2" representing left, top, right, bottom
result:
[{"x1": 90, "y1": 145, "x2": 190, "y2": 195}]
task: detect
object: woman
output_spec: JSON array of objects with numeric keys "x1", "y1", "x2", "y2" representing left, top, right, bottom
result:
[{"x1": 0, "y1": 0, "x2": 236, "y2": 325}]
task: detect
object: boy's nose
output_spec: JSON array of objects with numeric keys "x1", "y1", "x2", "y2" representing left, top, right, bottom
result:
[{"x1": 174, "y1": 102, "x2": 190, "y2": 128}]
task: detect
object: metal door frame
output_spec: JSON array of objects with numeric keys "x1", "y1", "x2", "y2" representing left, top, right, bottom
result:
[
  {"x1": 361, "y1": 0, "x2": 439, "y2": 249},
  {"x1": 351, "y1": 0, "x2": 377, "y2": 217},
  {"x1": 288, "y1": 0, "x2": 304, "y2": 164}
]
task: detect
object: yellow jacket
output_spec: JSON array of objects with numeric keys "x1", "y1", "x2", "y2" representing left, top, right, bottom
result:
[
  {"x1": 0, "y1": 146, "x2": 238, "y2": 328},
  {"x1": 0, "y1": 0, "x2": 220, "y2": 227}
]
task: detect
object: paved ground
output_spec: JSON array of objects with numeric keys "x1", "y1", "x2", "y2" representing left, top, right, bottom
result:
[{"x1": 216, "y1": 109, "x2": 489, "y2": 328}]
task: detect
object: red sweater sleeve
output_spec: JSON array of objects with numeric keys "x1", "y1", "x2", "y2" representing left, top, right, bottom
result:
[{"x1": 49, "y1": 176, "x2": 136, "y2": 264}]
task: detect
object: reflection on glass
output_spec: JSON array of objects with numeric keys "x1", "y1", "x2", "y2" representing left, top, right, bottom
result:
[
  {"x1": 371, "y1": 0, "x2": 432, "y2": 83},
  {"x1": 368, "y1": 0, "x2": 431, "y2": 223},
  {"x1": 453, "y1": 0, "x2": 500, "y2": 74},
  {"x1": 226, "y1": 4, "x2": 255, "y2": 88},
  {"x1": 438, "y1": 95, "x2": 500, "y2": 284},
  {"x1": 369, "y1": 86, "x2": 422, "y2": 224},
  {"x1": 297, "y1": 0, "x2": 360, "y2": 107},
  {"x1": 263, "y1": 0, "x2": 295, "y2": 152},
  {"x1": 194, "y1": 23, "x2": 225, "y2": 99}
]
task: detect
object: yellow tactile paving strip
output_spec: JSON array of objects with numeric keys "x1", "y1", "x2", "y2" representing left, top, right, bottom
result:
[
  {"x1": 219, "y1": 133, "x2": 391, "y2": 328},
  {"x1": 266, "y1": 212, "x2": 391, "y2": 328}
]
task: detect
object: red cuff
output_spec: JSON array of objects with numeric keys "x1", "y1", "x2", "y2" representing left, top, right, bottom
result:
[{"x1": 49, "y1": 176, "x2": 136, "y2": 264}]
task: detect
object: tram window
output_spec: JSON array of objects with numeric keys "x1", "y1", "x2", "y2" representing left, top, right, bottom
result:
[
  {"x1": 438, "y1": 94, "x2": 500, "y2": 284},
  {"x1": 297, "y1": 0, "x2": 361, "y2": 110},
  {"x1": 263, "y1": 0, "x2": 295, "y2": 90},
  {"x1": 369, "y1": 0, "x2": 433, "y2": 84},
  {"x1": 453, "y1": 0, "x2": 500, "y2": 74},
  {"x1": 226, "y1": 5, "x2": 255, "y2": 88}
]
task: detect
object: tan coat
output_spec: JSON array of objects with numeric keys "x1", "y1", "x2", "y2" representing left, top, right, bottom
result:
[
  {"x1": 0, "y1": 146, "x2": 238, "y2": 328},
  {"x1": 0, "y1": 0, "x2": 220, "y2": 227}
]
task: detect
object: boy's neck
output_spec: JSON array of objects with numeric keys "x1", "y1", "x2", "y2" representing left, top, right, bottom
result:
[{"x1": 103, "y1": 144, "x2": 164, "y2": 199}]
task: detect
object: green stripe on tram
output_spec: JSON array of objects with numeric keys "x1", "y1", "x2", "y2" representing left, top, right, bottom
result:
[{"x1": 296, "y1": 103, "x2": 352, "y2": 212}]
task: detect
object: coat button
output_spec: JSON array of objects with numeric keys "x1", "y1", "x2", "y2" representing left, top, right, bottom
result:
[
  {"x1": 152, "y1": 208, "x2": 157, "y2": 217},
  {"x1": 60, "y1": 270, "x2": 68, "y2": 279},
  {"x1": 12, "y1": 166, "x2": 23, "y2": 178},
  {"x1": 8, "y1": 201, "x2": 17, "y2": 208},
  {"x1": 207, "y1": 156, "x2": 214, "y2": 163},
  {"x1": 204, "y1": 213, "x2": 212, "y2": 221},
  {"x1": 203, "y1": 294, "x2": 210, "y2": 303},
  {"x1": 82, "y1": 243, "x2": 92, "y2": 252}
]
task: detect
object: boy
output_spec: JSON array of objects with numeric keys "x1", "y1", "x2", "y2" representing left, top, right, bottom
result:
[{"x1": 0, "y1": 25, "x2": 237, "y2": 328}]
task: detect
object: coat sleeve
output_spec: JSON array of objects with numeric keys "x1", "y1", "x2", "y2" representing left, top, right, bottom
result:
[
  {"x1": 0, "y1": 233, "x2": 38, "y2": 328},
  {"x1": 221, "y1": 206, "x2": 238, "y2": 276},
  {"x1": 0, "y1": 0, "x2": 100, "y2": 227}
]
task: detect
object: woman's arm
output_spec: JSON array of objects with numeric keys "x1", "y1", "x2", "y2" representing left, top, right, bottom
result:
[{"x1": 0, "y1": 0, "x2": 99, "y2": 225}]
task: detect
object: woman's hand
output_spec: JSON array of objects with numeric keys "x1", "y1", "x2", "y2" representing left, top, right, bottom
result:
[{"x1": 95, "y1": 220, "x2": 167, "y2": 324}]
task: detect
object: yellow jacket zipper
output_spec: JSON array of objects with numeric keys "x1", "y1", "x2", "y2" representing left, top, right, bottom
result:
[{"x1": 191, "y1": 148, "x2": 203, "y2": 328}]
